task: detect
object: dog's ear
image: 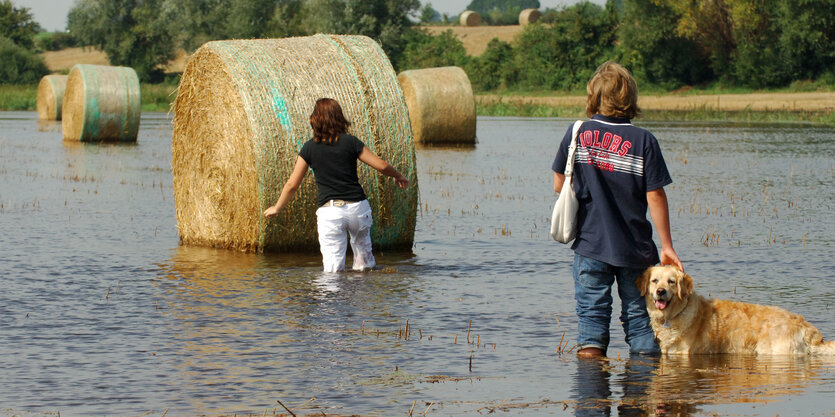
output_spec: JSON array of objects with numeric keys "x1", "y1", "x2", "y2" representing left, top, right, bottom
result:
[
  {"x1": 677, "y1": 271, "x2": 694, "y2": 299},
  {"x1": 636, "y1": 267, "x2": 652, "y2": 296}
]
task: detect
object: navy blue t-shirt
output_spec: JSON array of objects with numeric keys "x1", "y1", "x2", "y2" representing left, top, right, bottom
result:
[
  {"x1": 299, "y1": 133, "x2": 368, "y2": 206},
  {"x1": 552, "y1": 115, "x2": 672, "y2": 268}
]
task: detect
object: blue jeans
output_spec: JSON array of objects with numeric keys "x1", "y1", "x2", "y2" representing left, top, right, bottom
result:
[{"x1": 573, "y1": 254, "x2": 659, "y2": 354}]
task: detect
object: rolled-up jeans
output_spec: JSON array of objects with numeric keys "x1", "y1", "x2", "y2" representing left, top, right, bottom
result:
[
  {"x1": 573, "y1": 253, "x2": 658, "y2": 354},
  {"x1": 315, "y1": 199, "x2": 375, "y2": 273}
]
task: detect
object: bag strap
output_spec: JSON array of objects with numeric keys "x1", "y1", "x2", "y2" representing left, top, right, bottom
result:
[{"x1": 564, "y1": 120, "x2": 583, "y2": 177}]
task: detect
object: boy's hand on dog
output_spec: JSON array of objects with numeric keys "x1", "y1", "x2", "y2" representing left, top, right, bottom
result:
[{"x1": 659, "y1": 247, "x2": 684, "y2": 272}]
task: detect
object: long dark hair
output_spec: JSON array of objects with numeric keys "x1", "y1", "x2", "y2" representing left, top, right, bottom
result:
[{"x1": 309, "y1": 98, "x2": 351, "y2": 144}]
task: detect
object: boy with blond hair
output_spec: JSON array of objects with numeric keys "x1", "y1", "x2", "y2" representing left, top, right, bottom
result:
[{"x1": 552, "y1": 62, "x2": 683, "y2": 358}]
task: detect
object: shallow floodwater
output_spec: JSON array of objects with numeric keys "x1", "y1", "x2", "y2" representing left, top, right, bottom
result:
[{"x1": 1, "y1": 112, "x2": 833, "y2": 416}]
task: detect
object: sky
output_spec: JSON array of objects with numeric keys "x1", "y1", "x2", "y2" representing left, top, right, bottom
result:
[{"x1": 13, "y1": 0, "x2": 603, "y2": 32}]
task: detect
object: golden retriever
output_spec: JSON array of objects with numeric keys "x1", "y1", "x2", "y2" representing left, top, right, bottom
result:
[{"x1": 637, "y1": 265, "x2": 835, "y2": 355}]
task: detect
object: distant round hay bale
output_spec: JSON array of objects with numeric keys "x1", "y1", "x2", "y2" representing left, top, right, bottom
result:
[
  {"x1": 459, "y1": 10, "x2": 481, "y2": 26},
  {"x1": 62, "y1": 64, "x2": 141, "y2": 142},
  {"x1": 398, "y1": 66, "x2": 476, "y2": 144},
  {"x1": 519, "y1": 8, "x2": 542, "y2": 25},
  {"x1": 37, "y1": 74, "x2": 68, "y2": 121},
  {"x1": 172, "y1": 34, "x2": 418, "y2": 253}
]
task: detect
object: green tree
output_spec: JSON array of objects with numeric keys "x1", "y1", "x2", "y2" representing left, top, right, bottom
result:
[
  {"x1": 775, "y1": 0, "x2": 835, "y2": 82},
  {"x1": 617, "y1": 0, "x2": 710, "y2": 88},
  {"x1": 301, "y1": 0, "x2": 421, "y2": 63},
  {"x1": 512, "y1": 1, "x2": 616, "y2": 90},
  {"x1": 395, "y1": 28, "x2": 468, "y2": 71},
  {"x1": 68, "y1": 0, "x2": 178, "y2": 82},
  {"x1": 0, "y1": 36, "x2": 49, "y2": 84},
  {"x1": 0, "y1": 0, "x2": 41, "y2": 49},
  {"x1": 419, "y1": 3, "x2": 440, "y2": 23},
  {"x1": 466, "y1": 38, "x2": 516, "y2": 90}
]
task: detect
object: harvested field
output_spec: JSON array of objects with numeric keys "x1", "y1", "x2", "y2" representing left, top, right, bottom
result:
[
  {"x1": 41, "y1": 47, "x2": 188, "y2": 73},
  {"x1": 421, "y1": 25, "x2": 523, "y2": 56},
  {"x1": 478, "y1": 91, "x2": 835, "y2": 113},
  {"x1": 41, "y1": 47, "x2": 108, "y2": 71}
]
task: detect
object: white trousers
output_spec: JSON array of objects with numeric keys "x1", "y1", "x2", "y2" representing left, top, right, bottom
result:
[{"x1": 315, "y1": 199, "x2": 376, "y2": 273}]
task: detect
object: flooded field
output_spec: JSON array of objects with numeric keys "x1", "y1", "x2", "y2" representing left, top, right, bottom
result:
[{"x1": 1, "y1": 112, "x2": 833, "y2": 416}]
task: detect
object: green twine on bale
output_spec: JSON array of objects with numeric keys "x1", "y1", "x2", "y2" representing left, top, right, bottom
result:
[
  {"x1": 62, "y1": 64, "x2": 141, "y2": 142},
  {"x1": 172, "y1": 34, "x2": 418, "y2": 253}
]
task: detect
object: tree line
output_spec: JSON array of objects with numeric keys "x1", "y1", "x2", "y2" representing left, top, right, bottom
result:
[{"x1": 2, "y1": 0, "x2": 833, "y2": 91}]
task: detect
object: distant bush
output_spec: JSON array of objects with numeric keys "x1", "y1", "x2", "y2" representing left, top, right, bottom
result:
[
  {"x1": 33, "y1": 31, "x2": 77, "y2": 51},
  {"x1": 0, "y1": 36, "x2": 49, "y2": 84},
  {"x1": 395, "y1": 29, "x2": 469, "y2": 71},
  {"x1": 466, "y1": 39, "x2": 516, "y2": 91}
]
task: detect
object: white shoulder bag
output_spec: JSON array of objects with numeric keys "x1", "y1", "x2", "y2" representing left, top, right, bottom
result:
[{"x1": 550, "y1": 120, "x2": 583, "y2": 243}]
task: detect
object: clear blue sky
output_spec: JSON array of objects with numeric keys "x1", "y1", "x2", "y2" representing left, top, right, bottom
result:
[{"x1": 13, "y1": 0, "x2": 604, "y2": 32}]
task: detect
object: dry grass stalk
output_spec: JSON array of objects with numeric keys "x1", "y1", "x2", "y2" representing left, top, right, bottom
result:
[
  {"x1": 37, "y1": 74, "x2": 68, "y2": 120},
  {"x1": 398, "y1": 66, "x2": 476, "y2": 144},
  {"x1": 459, "y1": 10, "x2": 481, "y2": 26},
  {"x1": 518, "y1": 8, "x2": 542, "y2": 25},
  {"x1": 172, "y1": 34, "x2": 418, "y2": 252},
  {"x1": 62, "y1": 64, "x2": 141, "y2": 142}
]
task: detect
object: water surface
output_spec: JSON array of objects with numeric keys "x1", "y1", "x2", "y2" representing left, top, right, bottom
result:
[{"x1": 1, "y1": 112, "x2": 833, "y2": 416}]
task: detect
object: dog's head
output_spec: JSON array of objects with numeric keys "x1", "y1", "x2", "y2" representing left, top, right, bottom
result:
[{"x1": 637, "y1": 266, "x2": 694, "y2": 317}]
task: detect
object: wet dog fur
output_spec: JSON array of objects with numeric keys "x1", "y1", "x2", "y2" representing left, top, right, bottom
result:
[{"x1": 637, "y1": 265, "x2": 835, "y2": 355}]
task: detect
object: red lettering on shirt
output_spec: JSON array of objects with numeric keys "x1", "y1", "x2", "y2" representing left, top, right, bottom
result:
[
  {"x1": 594, "y1": 132, "x2": 604, "y2": 148},
  {"x1": 618, "y1": 141, "x2": 632, "y2": 156},
  {"x1": 582, "y1": 131, "x2": 593, "y2": 147},
  {"x1": 609, "y1": 135, "x2": 622, "y2": 153},
  {"x1": 601, "y1": 132, "x2": 612, "y2": 149}
]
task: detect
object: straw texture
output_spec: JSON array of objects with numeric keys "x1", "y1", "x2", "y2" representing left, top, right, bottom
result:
[
  {"x1": 172, "y1": 34, "x2": 418, "y2": 253},
  {"x1": 37, "y1": 74, "x2": 68, "y2": 120},
  {"x1": 459, "y1": 11, "x2": 481, "y2": 26},
  {"x1": 398, "y1": 66, "x2": 476, "y2": 144},
  {"x1": 519, "y1": 9, "x2": 542, "y2": 25},
  {"x1": 62, "y1": 64, "x2": 141, "y2": 142}
]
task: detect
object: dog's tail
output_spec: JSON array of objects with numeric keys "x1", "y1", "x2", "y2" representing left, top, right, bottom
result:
[{"x1": 811, "y1": 340, "x2": 835, "y2": 355}]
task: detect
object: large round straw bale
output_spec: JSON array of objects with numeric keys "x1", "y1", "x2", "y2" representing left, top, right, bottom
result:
[
  {"x1": 62, "y1": 64, "x2": 141, "y2": 142},
  {"x1": 172, "y1": 34, "x2": 418, "y2": 253},
  {"x1": 459, "y1": 10, "x2": 481, "y2": 26},
  {"x1": 37, "y1": 74, "x2": 68, "y2": 121},
  {"x1": 398, "y1": 66, "x2": 476, "y2": 144},
  {"x1": 519, "y1": 8, "x2": 542, "y2": 25}
]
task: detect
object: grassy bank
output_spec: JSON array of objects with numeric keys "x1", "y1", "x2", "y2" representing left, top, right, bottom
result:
[
  {"x1": 3, "y1": 83, "x2": 833, "y2": 125},
  {"x1": 0, "y1": 83, "x2": 178, "y2": 113},
  {"x1": 476, "y1": 101, "x2": 835, "y2": 125}
]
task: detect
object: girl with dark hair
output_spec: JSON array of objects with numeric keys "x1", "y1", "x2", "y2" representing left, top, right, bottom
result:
[{"x1": 264, "y1": 98, "x2": 409, "y2": 272}]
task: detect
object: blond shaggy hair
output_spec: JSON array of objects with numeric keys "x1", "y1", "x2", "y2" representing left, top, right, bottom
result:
[{"x1": 586, "y1": 61, "x2": 641, "y2": 120}]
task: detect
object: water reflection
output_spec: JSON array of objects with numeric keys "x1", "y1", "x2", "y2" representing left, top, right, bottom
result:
[
  {"x1": 152, "y1": 246, "x2": 422, "y2": 413},
  {"x1": 572, "y1": 354, "x2": 835, "y2": 416}
]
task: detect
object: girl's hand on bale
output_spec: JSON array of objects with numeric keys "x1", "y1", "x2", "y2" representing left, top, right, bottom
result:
[
  {"x1": 264, "y1": 205, "x2": 281, "y2": 219},
  {"x1": 395, "y1": 175, "x2": 410, "y2": 189}
]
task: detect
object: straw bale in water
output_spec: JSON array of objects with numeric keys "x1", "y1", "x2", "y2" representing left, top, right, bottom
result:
[
  {"x1": 37, "y1": 74, "x2": 68, "y2": 121},
  {"x1": 519, "y1": 8, "x2": 542, "y2": 25},
  {"x1": 172, "y1": 34, "x2": 418, "y2": 253},
  {"x1": 398, "y1": 66, "x2": 476, "y2": 144},
  {"x1": 459, "y1": 11, "x2": 481, "y2": 26},
  {"x1": 62, "y1": 64, "x2": 141, "y2": 142}
]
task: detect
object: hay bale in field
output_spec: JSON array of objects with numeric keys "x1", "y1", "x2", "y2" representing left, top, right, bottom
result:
[
  {"x1": 397, "y1": 66, "x2": 476, "y2": 144},
  {"x1": 172, "y1": 34, "x2": 418, "y2": 253},
  {"x1": 459, "y1": 10, "x2": 481, "y2": 26},
  {"x1": 37, "y1": 74, "x2": 68, "y2": 121},
  {"x1": 62, "y1": 64, "x2": 141, "y2": 142},
  {"x1": 519, "y1": 8, "x2": 542, "y2": 25}
]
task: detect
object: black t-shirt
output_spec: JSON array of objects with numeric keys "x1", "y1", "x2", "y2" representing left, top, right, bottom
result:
[
  {"x1": 299, "y1": 133, "x2": 368, "y2": 206},
  {"x1": 552, "y1": 114, "x2": 672, "y2": 267}
]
